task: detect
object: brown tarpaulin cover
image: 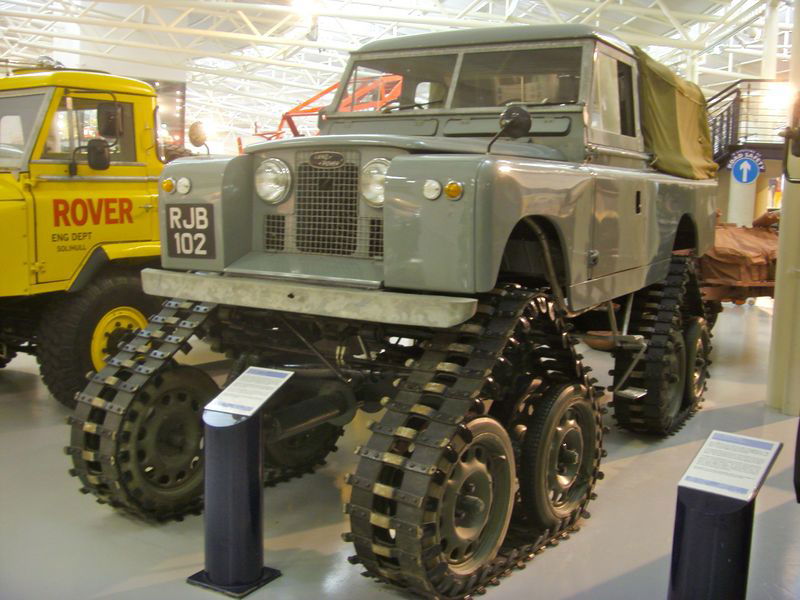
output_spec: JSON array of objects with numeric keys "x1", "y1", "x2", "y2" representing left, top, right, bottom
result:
[
  {"x1": 698, "y1": 224, "x2": 778, "y2": 285},
  {"x1": 633, "y1": 47, "x2": 718, "y2": 180}
]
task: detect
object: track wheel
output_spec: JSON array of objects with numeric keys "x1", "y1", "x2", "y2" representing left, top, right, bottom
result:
[
  {"x1": 38, "y1": 272, "x2": 159, "y2": 408},
  {"x1": 348, "y1": 417, "x2": 516, "y2": 597},
  {"x1": 225, "y1": 358, "x2": 343, "y2": 480},
  {"x1": 519, "y1": 382, "x2": 601, "y2": 532},
  {"x1": 115, "y1": 365, "x2": 219, "y2": 517},
  {"x1": 683, "y1": 317, "x2": 711, "y2": 411},
  {"x1": 262, "y1": 380, "x2": 344, "y2": 478},
  {"x1": 438, "y1": 418, "x2": 516, "y2": 576}
]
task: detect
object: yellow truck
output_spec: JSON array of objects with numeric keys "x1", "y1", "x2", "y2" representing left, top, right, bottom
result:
[{"x1": 0, "y1": 64, "x2": 166, "y2": 407}]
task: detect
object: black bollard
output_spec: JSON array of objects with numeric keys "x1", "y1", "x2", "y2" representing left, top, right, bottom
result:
[
  {"x1": 668, "y1": 488, "x2": 753, "y2": 600},
  {"x1": 187, "y1": 409, "x2": 281, "y2": 597},
  {"x1": 668, "y1": 431, "x2": 782, "y2": 600}
]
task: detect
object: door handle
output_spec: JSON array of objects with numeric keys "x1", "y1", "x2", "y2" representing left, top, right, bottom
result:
[{"x1": 143, "y1": 204, "x2": 155, "y2": 211}]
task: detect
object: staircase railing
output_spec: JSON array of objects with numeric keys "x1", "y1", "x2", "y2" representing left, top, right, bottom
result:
[{"x1": 707, "y1": 79, "x2": 789, "y2": 163}]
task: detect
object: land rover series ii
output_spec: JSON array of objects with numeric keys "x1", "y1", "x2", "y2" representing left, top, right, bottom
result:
[{"x1": 68, "y1": 25, "x2": 717, "y2": 599}]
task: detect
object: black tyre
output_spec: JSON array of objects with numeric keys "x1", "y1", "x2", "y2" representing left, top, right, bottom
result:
[
  {"x1": 683, "y1": 317, "x2": 711, "y2": 411},
  {"x1": 613, "y1": 256, "x2": 702, "y2": 436},
  {"x1": 115, "y1": 365, "x2": 219, "y2": 517},
  {"x1": 519, "y1": 382, "x2": 601, "y2": 531},
  {"x1": 262, "y1": 380, "x2": 344, "y2": 478},
  {"x1": 37, "y1": 272, "x2": 160, "y2": 408}
]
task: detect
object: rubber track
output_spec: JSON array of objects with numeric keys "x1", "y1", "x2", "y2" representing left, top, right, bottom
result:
[
  {"x1": 612, "y1": 256, "x2": 705, "y2": 435},
  {"x1": 345, "y1": 285, "x2": 604, "y2": 599}
]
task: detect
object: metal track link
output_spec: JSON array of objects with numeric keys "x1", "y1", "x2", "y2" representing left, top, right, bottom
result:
[
  {"x1": 67, "y1": 298, "x2": 217, "y2": 521},
  {"x1": 346, "y1": 285, "x2": 603, "y2": 599}
]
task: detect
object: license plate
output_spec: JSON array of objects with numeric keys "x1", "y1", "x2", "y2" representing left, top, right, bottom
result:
[{"x1": 166, "y1": 204, "x2": 216, "y2": 259}]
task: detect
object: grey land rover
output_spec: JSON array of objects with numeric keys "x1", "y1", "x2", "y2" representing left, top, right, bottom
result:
[{"x1": 68, "y1": 24, "x2": 717, "y2": 599}]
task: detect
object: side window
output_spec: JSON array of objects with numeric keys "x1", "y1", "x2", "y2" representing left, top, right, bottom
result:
[
  {"x1": 43, "y1": 96, "x2": 136, "y2": 161},
  {"x1": 591, "y1": 53, "x2": 636, "y2": 137}
]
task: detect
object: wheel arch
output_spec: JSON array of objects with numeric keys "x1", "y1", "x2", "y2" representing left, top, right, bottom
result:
[
  {"x1": 68, "y1": 242, "x2": 160, "y2": 292},
  {"x1": 672, "y1": 214, "x2": 698, "y2": 253},
  {"x1": 495, "y1": 215, "x2": 570, "y2": 289}
]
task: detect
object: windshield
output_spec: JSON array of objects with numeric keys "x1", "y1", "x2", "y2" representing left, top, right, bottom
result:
[
  {"x1": 336, "y1": 45, "x2": 583, "y2": 114},
  {"x1": 338, "y1": 54, "x2": 458, "y2": 113},
  {"x1": 0, "y1": 92, "x2": 47, "y2": 169}
]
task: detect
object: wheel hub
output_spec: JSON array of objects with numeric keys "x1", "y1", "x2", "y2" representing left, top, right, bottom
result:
[
  {"x1": 136, "y1": 390, "x2": 203, "y2": 489},
  {"x1": 550, "y1": 411, "x2": 584, "y2": 501},
  {"x1": 90, "y1": 306, "x2": 148, "y2": 371},
  {"x1": 691, "y1": 338, "x2": 707, "y2": 396}
]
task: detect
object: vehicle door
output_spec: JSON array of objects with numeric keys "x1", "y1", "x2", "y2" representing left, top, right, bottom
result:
[
  {"x1": 587, "y1": 45, "x2": 649, "y2": 279},
  {"x1": 28, "y1": 90, "x2": 156, "y2": 284}
]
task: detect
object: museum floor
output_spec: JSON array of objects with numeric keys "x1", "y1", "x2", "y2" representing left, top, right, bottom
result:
[{"x1": 1, "y1": 302, "x2": 798, "y2": 600}]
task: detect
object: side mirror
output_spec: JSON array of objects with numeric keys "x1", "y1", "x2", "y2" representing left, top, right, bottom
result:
[
  {"x1": 87, "y1": 138, "x2": 110, "y2": 171},
  {"x1": 97, "y1": 102, "x2": 123, "y2": 138},
  {"x1": 188, "y1": 121, "x2": 207, "y2": 147},
  {"x1": 487, "y1": 106, "x2": 532, "y2": 153},
  {"x1": 499, "y1": 106, "x2": 532, "y2": 138}
]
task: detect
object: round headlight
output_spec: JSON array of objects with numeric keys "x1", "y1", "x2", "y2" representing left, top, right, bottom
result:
[
  {"x1": 255, "y1": 158, "x2": 291, "y2": 204},
  {"x1": 361, "y1": 158, "x2": 390, "y2": 208}
]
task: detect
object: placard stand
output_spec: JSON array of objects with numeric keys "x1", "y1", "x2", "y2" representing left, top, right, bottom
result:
[
  {"x1": 668, "y1": 431, "x2": 781, "y2": 600},
  {"x1": 188, "y1": 366, "x2": 295, "y2": 598},
  {"x1": 187, "y1": 410, "x2": 281, "y2": 597}
]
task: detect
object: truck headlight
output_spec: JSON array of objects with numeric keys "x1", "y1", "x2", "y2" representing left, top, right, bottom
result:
[
  {"x1": 361, "y1": 158, "x2": 390, "y2": 208},
  {"x1": 255, "y1": 158, "x2": 291, "y2": 204}
]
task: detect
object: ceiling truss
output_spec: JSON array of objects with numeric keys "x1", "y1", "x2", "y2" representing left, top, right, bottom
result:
[{"x1": 0, "y1": 0, "x2": 794, "y2": 148}]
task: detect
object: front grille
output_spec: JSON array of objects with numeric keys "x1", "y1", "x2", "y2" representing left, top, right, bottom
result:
[
  {"x1": 264, "y1": 215, "x2": 285, "y2": 251},
  {"x1": 261, "y1": 150, "x2": 384, "y2": 259},
  {"x1": 296, "y1": 154, "x2": 359, "y2": 256}
]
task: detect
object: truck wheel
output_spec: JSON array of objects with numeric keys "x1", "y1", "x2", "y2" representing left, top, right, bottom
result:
[
  {"x1": 115, "y1": 365, "x2": 218, "y2": 517},
  {"x1": 225, "y1": 356, "x2": 343, "y2": 483},
  {"x1": 37, "y1": 273, "x2": 159, "y2": 408},
  {"x1": 612, "y1": 256, "x2": 702, "y2": 436},
  {"x1": 683, "y1": 317, "x2": 711, "y2": 411},
  {"x1": 519, "y1": 382, "x2": 601, "y2": 531}
]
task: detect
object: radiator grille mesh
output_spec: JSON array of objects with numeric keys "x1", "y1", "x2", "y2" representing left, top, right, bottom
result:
[{"x1": 262, "y1": 150, "x2": 383, "y2": 259}]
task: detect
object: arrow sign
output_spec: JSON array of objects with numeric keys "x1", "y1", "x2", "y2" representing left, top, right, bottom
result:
[{"x1": 732, "y1": 157, "x2": 759, "y2": 184}]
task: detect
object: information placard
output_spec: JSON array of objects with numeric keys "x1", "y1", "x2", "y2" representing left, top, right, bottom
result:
[
  {"x1": 205, "y1": 366, "x2": 294, "y2": 417},
  {"x1": 679, "y1": 430, "x2": 782, "y2": 502}
]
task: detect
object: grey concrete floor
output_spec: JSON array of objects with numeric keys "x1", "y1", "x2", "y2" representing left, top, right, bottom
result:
[{"x1": 1, "y1": 303, "x2": 798, "y2": 600}]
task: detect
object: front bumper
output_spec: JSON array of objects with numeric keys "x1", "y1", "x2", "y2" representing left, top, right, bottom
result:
[{"x1": 141, "y1": 268, "x2": 478, "y2": 328}]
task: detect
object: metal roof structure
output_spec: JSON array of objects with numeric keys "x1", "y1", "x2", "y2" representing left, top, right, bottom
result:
[{"x1": 0, "y1": 0, "x2": 794, "y2": 151}]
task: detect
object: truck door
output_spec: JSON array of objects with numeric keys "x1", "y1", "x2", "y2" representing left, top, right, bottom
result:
[
  {"x1": 29, "y1": 91, "x2": 156, "y2": 284},
  {"x1": 587, "y1": 48, "x2": 649, "y2": 279}
]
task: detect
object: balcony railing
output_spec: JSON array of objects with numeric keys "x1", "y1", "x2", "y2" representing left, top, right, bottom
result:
[{"x1": 707, "y1": 79, "x2": 790, "y2": 163}]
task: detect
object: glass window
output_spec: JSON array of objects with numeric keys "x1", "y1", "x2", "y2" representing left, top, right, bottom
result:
[
  {"x1": 591, "y1": 53, "x2": 636, "y2": 137},
  {"x1": 43, "y1": 96, "x2": 136, "y2": 161},
  {"x1": 337, "y1": 54, "x2": 457, "y2": 113},
  {"x1": 0, "y1": 92, "x2": 47, "y2": 169},
  {"x1": 452, "y1": 47, "x2": 582, "y2": 108}
]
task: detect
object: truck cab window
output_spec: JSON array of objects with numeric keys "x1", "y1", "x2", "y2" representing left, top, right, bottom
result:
[
  {"x1": 43, "y1": 96, "x2": 136, "y2": 161},
  {"x1": 591, "y1": 53, "x2": 636, "y2": 137}
]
